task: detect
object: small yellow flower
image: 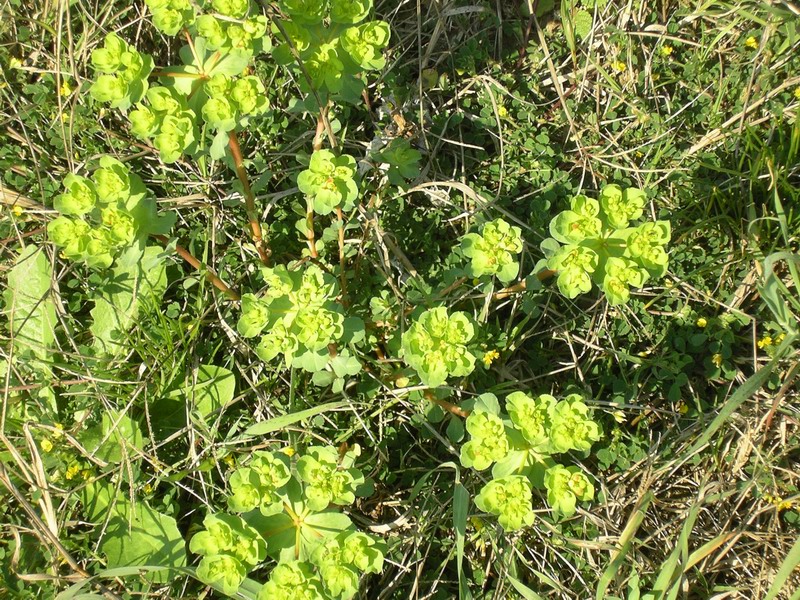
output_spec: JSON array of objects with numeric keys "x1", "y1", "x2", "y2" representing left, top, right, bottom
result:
[
  {"x1": 660, "y1": 45, "x2": 673, "y2": 57},
  {"x1": 12, "y1": 205, "x2": 24, "y2": 218},
  {"x1": 612, "y1": 410, "x2": 627, "y2": 424},
  {"x1": 678, "y1": 401, "x2": 689, "y2": 415},
  {"x1": 143, "y1": 483, "x2": 153, "y2": 494},
  {"x1": 745, "y1": 36, "x2": 759, "y2": 50},
  {"x1": 611, "y1": 60, "x2": 627, "y2": 73},
  {"x1": 711, "y1": 353, "x2": 723, "y2": 367},
  {"x1": 696, "y1": 317, "x2": 707, "y2": 328},
  {"x1": 795, "y1": 87, "x2": 800, "y2": 100},
  {"x1": 9, "y1": 57, "x2": 22, "y2": 70},
  {"x1": 775, "y1": 333, "x2": 786, "y2": 345},
  {"x1": 60, "y1": 112, "x2": 69, "y2": 123},
  {"x1": 281, "y1": 446, "x2": 296, "y2": 457},
  {"x1": 81, "y1": 469, "x2": 91, "y2": 480},
  {"x1": 497, "y1": 105, "x2": 508, "y2": 118},
  {"x1": 223, "y1": 455, "x2": 235, "y2": 467},
  {"x1": 40, "y1": 439, "x2": 53, "y2": 453},
  {"x1": 53, "y1": 423, "x2": 64, "y2": 438},
  {"x1": 482, "y1": 349, "x2": 500, "y2": 367},
  {"x1": 65, "y1": 464, "x2": 81, "y2": 480},
  {"x1": 59, "y1": 80, "x2": 72, "y2": 97},
  {"x1": 757, "y1": 336, "x2": 773, "y2": 349}
]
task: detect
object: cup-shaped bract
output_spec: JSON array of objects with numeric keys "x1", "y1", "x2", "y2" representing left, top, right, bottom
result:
[
  {"x1": 600, "y1": 183, "x2": 645, "y2": 229},
  {"x1": 297, "y1": 150, "x2": 359, "y2": 215},
  {"x1": 330, "y1": 0, "x2": 372, "y2": 24},
  {"x1": 54, "y1": 175, "x2": 97, "y2": 216},
  {"x1": 544, "y1": 464, "x2": 594, "y2": 517},
  {"x1": 548, "y1": 395, "x2": 601, "y2": 454},
  {"x1": 231, "y1": 76, "x2": 269, "y2": 115},
  {"x1": 474, "y1": 475, "x2": 535, "y2": 531},
  {"x1": 146, "y1": 0, "x2": 195, "y2": 36},
  {"x1": 237, "y1": 293, "x2": 271, "y2": 338},
  {"x1": 213, "y1": 0, "x2": 250, "y2": 18},
  {"x1": 339, "y1": 21, "x2": 391, "y2": 70},
  {"x1": 460, "y1": 410, "x2": 510, "y2": 470},
  {"x1": 90, "y1": 33, "x2": 128, "y2": 73},
  {"x1": 401, "y1": 307, "x2": 476, "y2": 388},
  {"x1": 296, "y1": 445, "x2": 363, "y2": 510},
  {"x1": 258, "y1": 561, "x2": 326, "y2": 600},
  {"x1": 461, "y1": 218, "x2": 523, "y2": 283},
  {"x1": 506, "y1": 392, "x2": 557, "y2": 450}
]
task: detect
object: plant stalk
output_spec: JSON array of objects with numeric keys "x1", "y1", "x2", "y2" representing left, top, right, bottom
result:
[
  {"x1": 227, "y1": 130, "x2": 271, "y2": 265},
  {"x1": 154, "y1": 235, "x2": 240, "y2": 301}
]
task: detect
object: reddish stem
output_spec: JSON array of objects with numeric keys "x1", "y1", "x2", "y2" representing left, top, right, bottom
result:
[
  {"x1": 154, "y1": 235, "x2": 240, "y2": 301},
  {"x1": 227, "y1": 130, "x2": 271, "y2": 265}
]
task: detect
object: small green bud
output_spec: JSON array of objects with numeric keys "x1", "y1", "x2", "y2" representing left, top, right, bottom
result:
[
  {"x1": 90, "y1": 74, "x2": 127, "y2": 104},
  {"x1": 54, "y1": 175, "x2": 97, "y2": 216}
]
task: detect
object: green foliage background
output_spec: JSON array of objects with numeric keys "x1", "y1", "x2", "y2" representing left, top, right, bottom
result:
[{"x1": 1, "y1": 0, "x2": 799, "y2": 598}]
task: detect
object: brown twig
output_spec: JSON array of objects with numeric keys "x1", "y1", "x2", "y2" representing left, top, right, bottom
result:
[
  {"x1": 423, "y1": 391, "x2": 470, "y2": 419},
  {"x1": 335, "y1": 206, "x2": 348, "y2": 305},
  {"x1": 153, "y1": 235, "x2": 240, "y2": 301},
  {"x1": 227, "y1": 130, "x2": 271, "y2": 265},
  {"x1": 493, "y1": 268, "x2": 556, "y2": 300}
]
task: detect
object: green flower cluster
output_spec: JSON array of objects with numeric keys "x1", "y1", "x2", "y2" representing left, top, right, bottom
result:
[
  {"x1": 145, "y1": 0, "x2": 195, "y2": 36},
  {"x1": 237, "y1": 264, "x2": 354, "y2": 372},
  {"x1": 274, "y1": 0, "x2": 391, "y2": 100},
  {"x1": 89, "y1": 33, "x2": 153, "y2": 110},
  {"x1": 195, "y1": 12, "x2": 268, "y2": 54},
  {"x1": 296, "y1": 446, "x2": 365, "y2": 511},
  {"x1": 47, "y1": 157, "x2": 166, "y2": 269},
  {"x1": 297, "y1": 150, "x2": 359, "y2": 215},
  {"x1": 260, "y1": 529, "x2": 383, "y2": 600},
  {"x1": 190, "y1": 444, "x2": 385, "y2": 599},
  {"x1": 227, "y1": 451, "x2": 292, "y2": 514},
  {"x1": 545, "y1": 184, "x2": 671, "y2": 305},
  {"x1": 475, "y1": 476, "x2": 535, "y2": 532},
  {"x1": 202, "y1": 73, "x2": 269, "y2": 132},
  {"x1": 189, "y1": 513, "x2": 267, "y2": 595},
  {"x1": 129, "y1": 87, "x2": 197, "y2": 163},
  {"x1": 544, "y1": 465, "x2": 594, "y2": 518},
  {"x1": 459, "y1": 391, "x2": 601, "y2": 529},
  {"x1": 401, "y1": 307, "x2": 477, "y2": 388},
  {"x1": 461, "y1": 218, "x2": 524, "y2": 283}
]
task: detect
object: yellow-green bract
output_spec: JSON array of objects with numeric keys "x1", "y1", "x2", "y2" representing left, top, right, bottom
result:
[
  {"x1": 297, "y1": 150, "x2": 359, "y2": 215},
  {"x1": 400, "y1": 307, "x2": 477, "y2": 387},
  {"x1": 544, "y1": 184, "x2": 671, "y2": 305},
  {"x1": 460, "y1": 218, "x2": 524, "y2": 283}
]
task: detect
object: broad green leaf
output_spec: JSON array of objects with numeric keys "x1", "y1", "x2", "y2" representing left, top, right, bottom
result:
[
  {"x1": 100, "y1": 503, "x2": 187, "y2": 584},
  {"x1": 186, "y1": 363, "x2": 236, "y2": 417},
  {"x1": 90, "y1": 245, "x2": 167, "y2": 356},
  {"x1": 81, "y1": 410, "x2": 145, "y2": 465},
  {"x1": 3, "y1": 246, "x2": 56, "y2": 360}
]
